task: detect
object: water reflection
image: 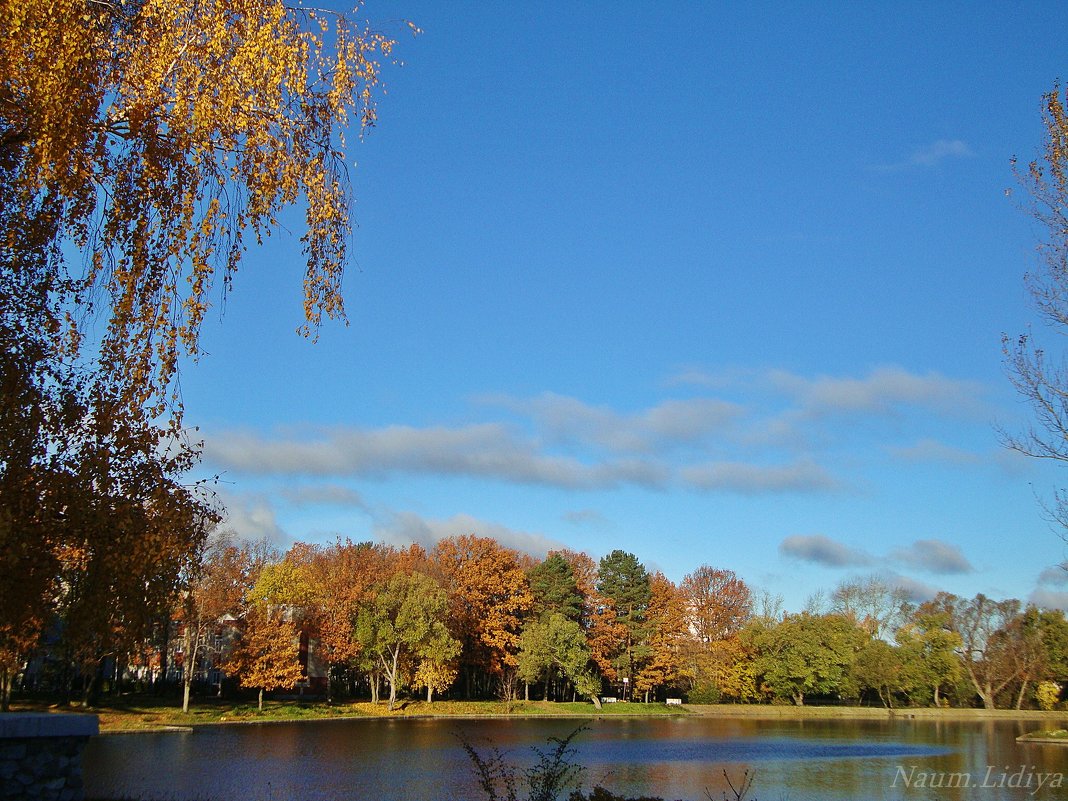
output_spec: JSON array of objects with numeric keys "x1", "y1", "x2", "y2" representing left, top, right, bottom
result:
[{"x1": 84, "y1": 715, "x2": 1068, "y2": 801}]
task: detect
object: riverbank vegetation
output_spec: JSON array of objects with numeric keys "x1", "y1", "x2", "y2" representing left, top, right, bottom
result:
[{"x1": 10, "y1": 534, "x2": 1068, "y2": 716}]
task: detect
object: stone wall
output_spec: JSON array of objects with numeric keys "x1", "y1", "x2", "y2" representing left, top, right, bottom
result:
[{"x1": 0, "y1": 714, "x2": 98, "y2": 801}]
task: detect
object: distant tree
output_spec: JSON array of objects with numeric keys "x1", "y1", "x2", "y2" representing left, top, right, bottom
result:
[
  {"x1": 634, "y1": 573, "x2": 688, "y2": 702},
  {"x1": 830, "y1": 575, "x2": 912, "y2": 640},
  {"x1": 595, "y1": 550, "x2": 652, "y2": 698},
  {"x1": 681, "y1": 565, "x2": 752, "y2": 643},
  {"x1": 414, "y1": 658, "x2": 458, "y2": 703},
  {"x1": 851, "y1": 639, "x2": 904, "y2": 708},
  {"x1": 752, "y1": 613, "x2": 864, "y2": 706},
  {"x1": 178, "y1": 537, "x2": 257, "y2": 713},
  {"x1": 354, "y1": 571, "x2": 459, "y2": 711},
  {"x1": 516, "y1": 613, "x2": 601, "y2": 708},
  {"x1": 895, "y1": 608, "x2": 963, "y2": 707},
  {"x1": 434, "y1": 535, "x2": 532, "y2": 698},
  {"x1": 928, "y1": 592, "x2": 1021, "y2": 710},
  {"x1": 679, "y1": 565, "x2": 752, "y2": 703},
  {"x1": 222, "y1": 604, "x2": 303, "y2": 711}
]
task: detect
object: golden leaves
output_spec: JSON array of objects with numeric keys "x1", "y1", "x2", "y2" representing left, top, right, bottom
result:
[{"x1": 2, "y1": 0, "x2": 411, "y2": 421}]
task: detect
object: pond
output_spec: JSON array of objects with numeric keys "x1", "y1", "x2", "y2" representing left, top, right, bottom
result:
[{"x1": 83, "y1": 715, "x2": 1068, "y2": 801}]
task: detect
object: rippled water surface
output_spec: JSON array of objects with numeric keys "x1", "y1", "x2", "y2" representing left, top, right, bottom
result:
[{"x1": 83, "y1": 714, "x2": 1068, "y2": 801}]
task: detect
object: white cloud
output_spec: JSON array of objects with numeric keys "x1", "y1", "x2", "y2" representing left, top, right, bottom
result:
[
  {"x1": 201, "y1": 366, "x2": 988, "y2": 500},
  {"x1": 880, "y1": 571, "x2": 943, "y2": 604},
  {"x1": 891, "y1": 539, "x2": 974, "y2": 575},
  {"x1": 204, "y1": 423, "x2": 666, "y2": 490},
  {"x1": 214, "y1": 490, "x2": 289, "y2": 548},
  {"x1": 371, "y1": 511, "x2": 563, "y2": 557},
  {"x1": 779, "y1": 534, "x2": 874, "y2": 567},
  {"x1": 1029, "y1": 588, "x2": 1068, "y2": 611}
]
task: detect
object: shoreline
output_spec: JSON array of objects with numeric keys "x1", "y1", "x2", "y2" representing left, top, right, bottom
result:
[{"x1": 65, "y1": 701, "x2": 1068, "y2": 734}]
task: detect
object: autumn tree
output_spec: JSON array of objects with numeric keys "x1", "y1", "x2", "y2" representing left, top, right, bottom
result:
[
  {"x1": 354, "y1": 571, "x2": 459, "y2": 711},
  {"x1": 2, "y1": 0, "x2": 410, "y2": 416},
  {"x1": 221, "y1": 603, "x2": 303, "y2": 710},
  {"x1": 299, "y1": 540, "x2": 390, "y2": 699},
  {"x1": 434, "y1": 535, "x2": 532, "y2": 699},
  {"x1": 682, "y1": 566, "x2": 752, "y2": 644},
  {"x1": 851, "y1": 639, "x2": 905, "y2": 708},
  {"x1": 680, "y1": 565, "x2": 752, "y2": 703},
  {"x1": 0, "y1": 0, "x2": 410, "y2": 705},
  {"x1": 177, "y1": 537, "x2": 258, "y2": 713},
  {"x1": 634, "y1": 573, "x2": 688, "y2": 702}
]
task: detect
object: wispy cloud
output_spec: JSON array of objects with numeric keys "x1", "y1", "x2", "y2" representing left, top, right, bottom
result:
[
  {"x1": 278, "y1": 484, "x2": 368, "y2": 509},
  {"x1": 888, "y1": 438, "x2": 983, "y2": 465},
  {"x1": 562, "y1": 508, "x2": 609, "y2": 527},
  {"x1": 780, "y1": 534, "x2": 975, "y2": 577},
  {"x1": 768, "y1": 366, "x2": 984, "y2": 418},
  {"x1": 202, "y1": 365, "x2": 988, "y2": 498},
  {"x1": 484, "y1": 392, "x2": 742, "y2": 454},
  {"x1": 779, "y1": 534, "x2": 873, "y2": 567},
  {"x1": 872, "y1": 139, "x2": 975, "y2": 172},
  {"x1": 880, "y1": 571, "x2": 943, "y2": 604},
  {"x1": 1038, "y1": 565, "x2": 1068, "y2": 586},
  {"x1": 681, "y1": 460, "x2": 840, "y2": 494}
]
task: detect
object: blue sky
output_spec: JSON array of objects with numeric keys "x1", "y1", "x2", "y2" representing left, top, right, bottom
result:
[{"x1": 180, "y1": 1, "x2": 1068, "y2": 612}]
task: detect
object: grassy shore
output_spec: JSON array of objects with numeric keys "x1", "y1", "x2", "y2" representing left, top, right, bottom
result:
[
  {"x1": 12, "y1": 697, "x2": 1068, "y2": 732},
  {"x1": 11, "y1": 697, "x2": 694, "y2": 732}
]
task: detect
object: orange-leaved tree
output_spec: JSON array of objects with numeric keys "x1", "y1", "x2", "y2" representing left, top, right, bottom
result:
[
  {"x1": 221, "y1": 603, "x2": 304, "y2": 711},
  {"x1": 434, "y1": 535, "x2": 532, "y2": 699}
]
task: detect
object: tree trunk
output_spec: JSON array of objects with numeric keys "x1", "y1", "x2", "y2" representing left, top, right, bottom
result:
[
  {"x1": 0, "y1": 668, "x2": 11, "y2": 712},
  {"x1": 591, "y1": 694, "x2": 602, "y2": 710},
  {"x1": 524, "y1": 682, "x2": 529, "y2": 701},
  {"x1": 182, "y1": 624, "x2": 195, "y2": 713},
  {"x1": 793, "y1": 692, "x2": 804, "y2": 706},
  {"x1": 980, "y1": 683, "x2": 995, "y2": 710},
  {"x1": 427, "y1": 685, "x2": 433, "y2": 703},
  {"x1": 387, "y1": 649, "x2": 399, "y2": 711},
  {"x1": 157, "y1": 617, "x2": 170, "y2": 695},
  {"x1": 258, "y1": 688, "x2": 263, "y2": 710},
  {"x1": 933, "y1": 684, "x2": 940, "y2": 707},
  {"x1": 1016, "y1": 680, "x2": 1029, "y2": 710}
]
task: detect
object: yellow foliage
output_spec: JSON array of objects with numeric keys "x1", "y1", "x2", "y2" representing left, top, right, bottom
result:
[{"x1": 1, "y1": 0, "x2": 410, "y2": 419}]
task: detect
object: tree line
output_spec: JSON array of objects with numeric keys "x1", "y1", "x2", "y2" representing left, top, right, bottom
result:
[{"x1": 155, "y1": 534, "x2": 1068, "y2": 712}]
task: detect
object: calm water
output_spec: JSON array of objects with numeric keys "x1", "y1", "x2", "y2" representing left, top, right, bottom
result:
[{"x1": 83, "y1": 715, "x2": 1068, "y2": 801}]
